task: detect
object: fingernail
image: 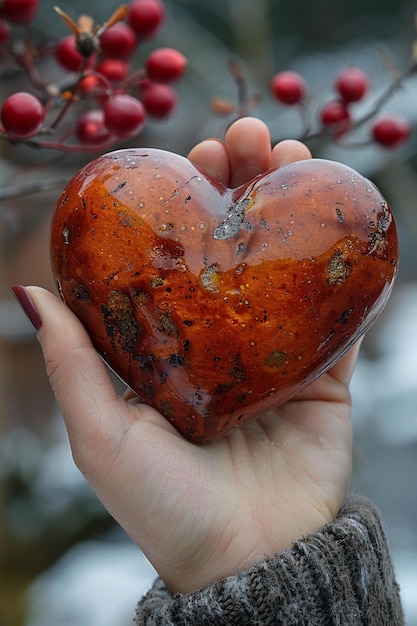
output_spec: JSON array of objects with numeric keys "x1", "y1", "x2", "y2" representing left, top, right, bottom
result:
[{"x1": 11, "y1": 285, "x2": 42, "y2": 331}]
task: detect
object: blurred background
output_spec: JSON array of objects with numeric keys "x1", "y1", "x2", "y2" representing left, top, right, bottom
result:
[{"x1": 1, "y1": 0, "x2": 417, "y2": 624}]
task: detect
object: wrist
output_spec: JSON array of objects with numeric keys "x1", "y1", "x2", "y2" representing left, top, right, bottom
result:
[{"x1": 160, "y1": 507, "x2": 335, "y2": 595}]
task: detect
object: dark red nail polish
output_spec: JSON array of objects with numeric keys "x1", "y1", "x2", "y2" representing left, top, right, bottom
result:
[{"x1": 11, "y1": 285, "x2": 42, "y2": 331}]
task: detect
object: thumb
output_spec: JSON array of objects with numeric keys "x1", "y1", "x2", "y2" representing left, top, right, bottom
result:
[{"x1": 12, "y1": 285, "x2": 128, "y2": 473}]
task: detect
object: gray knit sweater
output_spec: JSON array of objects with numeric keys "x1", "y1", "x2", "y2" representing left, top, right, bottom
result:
[{"x1": 135, "y1": 495, "x2": 404, "y2": 625}]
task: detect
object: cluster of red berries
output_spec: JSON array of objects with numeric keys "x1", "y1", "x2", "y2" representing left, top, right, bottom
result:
[
  {"x1": 0, "y1": 0, "x2": 187, "y2": 150},
  {"x1": 271, "y1": 67, "x2": 411, "y2": 149}
]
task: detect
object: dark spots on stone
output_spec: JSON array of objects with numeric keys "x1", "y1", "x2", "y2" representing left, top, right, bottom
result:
[
  {"x1": 150, "y1": 275, "x2": 166, "y2": 288},
  {"x1": 235, "y1": 263, "x2": 246, "y2": 277},
  {"x1": 335, "y1": 207, "x2": 343, "y2": 223},
  {"x1": 264, "y1": 350, "x2": 289, "y2": 369},
  {"x1": 183, "y1": 320, "x2": 193, "y2": 326},
  {"x1": 279, "y1": 227, "x2": 289, "y2": 244},
  {"x1": 183, "y1": 339, "x2": 191, "y2": 351},
  {"x1": 237, "y1": 413, "x2": 244, "y2": 421},
  {"x1": 104, "y1": 290, "x2": 142, "y2": 354},
  {"x1": 337, "y1": 308, "x2": 354, "y2": 324},
  {"x1": 103, "y1": 269, "x2": 122, "y2": 286},
  {"x1": 82, "y1": 197, "x2": 87, "y2": 210},
  {"x1": 62, "y1": 194, "x2": 70, "y2": 205},
  {"x1": 367, "y1": 203, "x2": 391, "y2": 256},
  {"x1": 191, "y1": 391, "x2": 204, "y2": 407},
  {"x1": 56, "y1": 280, "x2": 64, "y2": 302},
  {"x1": 237, "y1": 392, "x2": 251, "y2": 403},
  {"x1": 327, "y1": 250, "x2": 351, "y2": 287},
  {"x1": 118, "y1": 211, "x2": 132, "y2": 228},
  {"x1": 236, "y1": 242, "x2": 246, "y2": 256},
  {"x1": 105, "y1": 324, "x2": 116, "y2": 338},
  {"x1": 62, "y1": 225, "x2": 70, "y2": 245},
  {"x1": 75, "y1": 284, "x2": 90, "y2": 302},
  {"x1": 110, "y1": 181, "x2": 127, "y2": 194},
  {"x1": 101, "y1": 304, "x2": 113, "y2": 320},
  {"x1": 140, "y1": 383, "x2": 154, "y2": 398},
  {"x1": 377, "y1": 203, "x2": 391, "y2": 231},
  {"x1": 215, "y1": 360, "x2": 247, "y2": 394},
  {"x1": 160, "y1": 400, "x2": 176, "y2": 416},
  {"x1": 133, "y1": 353, "x2": 157, "y2": 374},
  {"x1": 230, "y1": 362, "x2": 247, "y2": 384},
  {"x1": 158, "y1": 223, "x2": 174, "y2": 233},
  {"x1": 167, "y1": 353, "x2": 186, "y2": 367},
  {"x1": 132, "y1": 290, "x2": 149, "y2": 305},
  {"x1": 157, "y1": 313, "x2": 178, "y2": 337},
  {"x1": 260, "y1": 217, "x2": 269, "y2": 232},
  {"x1": 215, "y1": 382, "x2": 234, "y2": 395},
  {"x1": 184, "y1": 195, "x2": 192, "y2": 203},
  {"x1": 242, "y1": 221, "x2": 252, "y2": 231}
]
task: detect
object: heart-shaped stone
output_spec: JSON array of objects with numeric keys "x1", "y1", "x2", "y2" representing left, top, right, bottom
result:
[{"x1": 51, "y1": 148, "x2": 398, "y2": 442}]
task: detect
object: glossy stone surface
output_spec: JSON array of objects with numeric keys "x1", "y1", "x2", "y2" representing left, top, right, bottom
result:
[{"x1": 50, "y1": 149, "x2": 398, "y2": 442}]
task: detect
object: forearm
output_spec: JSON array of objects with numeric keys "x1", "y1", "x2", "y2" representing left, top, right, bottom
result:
[{"x1": 135, "y1": 495, "x2": 404, "y2": 626}]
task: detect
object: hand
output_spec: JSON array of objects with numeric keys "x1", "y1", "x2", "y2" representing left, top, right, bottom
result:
[{"x1": 24, "y1": 118, "x2": 358, "y2": 596}]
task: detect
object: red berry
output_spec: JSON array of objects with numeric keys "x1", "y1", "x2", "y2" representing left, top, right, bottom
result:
[
  {"x1": 78, "y1": 74, "x2": 103, "y2": 95},
  {"x1": 335, "y1": 67, "x2": 369, "y2": 103},
  {"x1": 320, "y1": 100, "x2": 351, "y2": 135},
  {"x1": 128, "y1": 0, "x2": 165, "y2": 38},
  {"x1": 0, "y1": 0, "x2": 39, "y2": 24},
  {"x1": 372, "y1": 115, "x2": 410, "y2": 148},
  {"x1": 76, "y1": 109, "x2": 113, "y2": 145},
  {"x1": 145, "y1": 47, "x2": 187, "y2": 83},
  {"x1": 140, "y1": 80, "x2": 177, "y2": 118},
  {"x1": 103, "y1": 94, "x2": 146, "y2": 137},
  {"x1": 270, "y1": 71, "x2": 307, "y2": 105},
  {"x1": 1, "y1": 91, "x2": 44, "y2": 138},
  {"x1": 55, "y1": 35, "x2": 84, "y2": 72},
  {"x1": 96, "y1": 59, "x2": 130, "y2": 83},
  {"x1": 99, "y1": 22, "x2": 138, "y2": 60},
  {"x1": 0, "y1": 18, "x2": 11, "y2": 45}
]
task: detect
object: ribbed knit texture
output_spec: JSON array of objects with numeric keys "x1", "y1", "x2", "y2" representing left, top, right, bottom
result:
[{"x1": 135, "y1": 495, "x2": 404, "y2": 625}]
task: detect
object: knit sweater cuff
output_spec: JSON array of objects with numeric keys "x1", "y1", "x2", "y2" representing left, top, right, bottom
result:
[{"x1": 135, "y1": 494, "x2": 404, "y2": 625}]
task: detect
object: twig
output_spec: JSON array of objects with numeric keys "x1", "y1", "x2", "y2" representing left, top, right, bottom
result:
[{"x1": 0, "y1": 177, "x2": 70, "y2": 201}]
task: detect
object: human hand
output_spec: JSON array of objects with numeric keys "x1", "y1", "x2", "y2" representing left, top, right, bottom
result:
[{"x1": 17, "y1": 117, "x2": 358, "y2": 596}]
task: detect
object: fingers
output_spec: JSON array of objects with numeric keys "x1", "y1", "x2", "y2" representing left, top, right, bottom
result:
[
  {"x1": 25, "y1": 286, "x2": 129, "y2": 470},
  {"x1": 188, "y1": 117, "x2": 311, "y2": 189},
  {"x1": 224, "y1": 117, "x2": 272, "y2": 187},
  {"x1": 188, "y1": 138, "x2": 230, "y2": 186},
  {"x1": 270, "y1": 139, "x2": 312, "y2": 169}
]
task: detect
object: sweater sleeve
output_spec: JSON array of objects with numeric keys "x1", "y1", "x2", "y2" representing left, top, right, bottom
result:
[{"x1": 134, "y1": 494, "x2": 404, "y2": 626}]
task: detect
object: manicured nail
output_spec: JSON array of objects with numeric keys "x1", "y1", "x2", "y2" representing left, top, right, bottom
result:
[{"x1": 11, "y1": 285, "x2": 42, "y2": 331}]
